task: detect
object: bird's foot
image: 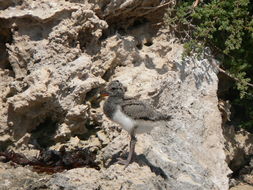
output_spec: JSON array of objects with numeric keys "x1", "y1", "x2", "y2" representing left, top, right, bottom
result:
[{"x1": 116, "y1": 157, "x2": 131, "y2": 169}]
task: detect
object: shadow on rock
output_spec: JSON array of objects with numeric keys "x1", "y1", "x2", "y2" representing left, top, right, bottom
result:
[
  {"x1": 0, "y1": 146, "x2": 100, "y2": 174},
  {"x1": 136, "y1": 154, "x2": 168, "y2": 179},
  {"x1": 106, "y1": 151, "x2": 167, "y2": 179}
]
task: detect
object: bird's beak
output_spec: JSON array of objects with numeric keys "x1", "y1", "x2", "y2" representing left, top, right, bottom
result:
[
  {"x1": 101, "y1": 93, "x2": 109, "y2": 97},
  {"x1": 100, "y1": 90, "x2": 109, "y2": 98}
]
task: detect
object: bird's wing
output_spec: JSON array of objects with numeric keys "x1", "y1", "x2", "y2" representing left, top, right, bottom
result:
[{"x1": 121, "y1": 98, "x2": 159, "y2": 121}]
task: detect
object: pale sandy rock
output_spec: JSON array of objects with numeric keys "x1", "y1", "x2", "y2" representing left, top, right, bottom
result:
[
  {"x1": 54, "y1": 123, "x2": 72, "y2": 142},
  {"x1": 0, "y1": 70, "x2": 14, "y2": 139},
  {"x1": 7, "y1": 67, "x2": 59, "y2": 140},
  {"x1": 0, "y1": 2, "x2": 108, "y2": 149},
  {"x1": 230, "y1": 184, "x2": 253, "y2": 190},
  {"x1": 99, "y1": 0, "x2": 175, "y2": 23},
  {"x1": 91, "y1": 35, "x2": 139, "y2": 77},
  {"x1": 0, "y1": 135, "x2": 10, "y2": 143},
  {"x1": 97, "y1": 130, "x2": 110, "y2": 145},
  {"x1": 98, "y1": 132, "x2": 128, "y2": 166},
  {"x1": 48, "y1": 163, "x2": 167, "y2": 190},
  {"x1": 68, "y1": 136, "x2": 81, "y2": 147},
  {"x1": 224, "y1": 126, "x2": 253, "y2": 172},
  {"x1": 242, "y1": 174, "x2": 253, "y2": 185},
  {"x1": 104, "y1": 37, "x2": 230, "y2": 189},
  {"x1": 88, "y1": 135, "x2": 102, "y2": 151},
  {"x1": 0, "y1": 162, "x2": 50, "y2": 190},
  {"x1": 0, "y1": 0, "x2": 82, "y2": 20},
  {"x1": 59, "y1": 104, "x2": 90, "y2": 137},
  {"x1": 0, "y1": 0, "x2": 234, "y2": 190}
]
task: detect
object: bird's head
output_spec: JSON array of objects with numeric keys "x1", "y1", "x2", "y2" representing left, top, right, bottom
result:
[{"x1": 102, "y1": 80, "x2": 126, "y2": 98}]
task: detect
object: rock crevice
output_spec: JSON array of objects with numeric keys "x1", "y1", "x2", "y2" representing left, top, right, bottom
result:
[{"x1": 0, "y1": 1, "x2": 233, "y2": 190}]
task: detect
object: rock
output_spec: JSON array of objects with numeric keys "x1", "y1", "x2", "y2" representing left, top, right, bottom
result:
[
  {"x1": 0, "y1": 0, "x2": 232, "y2": 189},
  {"x1": 0, "y1": 162, "x2": 50, "y2": 190},
  {"x1": 242, "y1": 174, "x2": 253, "y2": 185},
  {"x1": 147, "y1": 51, "x2": 230, "y2": 190},
  {"x1": 83, "y1": 135, "x2": 102, "y2": 153},
  {"x1": 98, "y1": 132, "x2": 128, "y2": 166},
  {"x1": 97, "y1": 130, "x2": 110, "y2": 145},
  {"x1": 0, "y1": 69, "x2": 13, "y2": 144},
  {"x1": 48, "y1": 164, "x2": 167, "y2": 190},
  {"x1": 0, "y1": 134, "x2": 11, "y2": 143},
  {"x1": 0, "y1": 0, "x2": 107, "y2": 144},
  {"x1": 230, "y1": 184, "x2": 253, "y2": 190},
  {"x1": 107, "y1": 44, "x2": 230, "y2": 189},
  {"x1": 224, "y1": 127, "x2": 253, "y2": 172}
]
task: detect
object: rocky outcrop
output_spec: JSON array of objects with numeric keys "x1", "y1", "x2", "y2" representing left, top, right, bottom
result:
[
  {"x1": 223, "y1": 126, "x2": 253, "y2": 188},
  {"x1": 0, "y1": 0, "x2": 231, "y2": 189}
]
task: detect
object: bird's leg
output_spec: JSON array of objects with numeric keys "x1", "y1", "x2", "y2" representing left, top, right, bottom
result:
[
  {"x1": 127, "y1": 134, "x2": 137, "y2": 162},
  {"x1": 117, "y1": 132, "x2": 137, "y2": 168}
]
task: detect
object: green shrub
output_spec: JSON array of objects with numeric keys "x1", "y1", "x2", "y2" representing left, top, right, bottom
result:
[{"x1": 164, "y1": 0, "x2": 253, "y2": 131}]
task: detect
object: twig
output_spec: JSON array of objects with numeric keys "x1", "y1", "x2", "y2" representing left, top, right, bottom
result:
[
  {"x1": 193, "y1": 0, "x2": 200, "y2": 8},
  {"x1": 210, "y1": 59, "x2": 253, "y2": 88},
  {"x1": 134, "y1": 1, "x2": 174, "y2": 18},
  {"x1": 104, "y1": 1, "x2": 173, "y2": 20},
  {"x1": 139, "y1": 2, "x2": 173, "y2": 10},
  {"x1": 205, "y1": 41, "x2": 253, "y2": 88}
]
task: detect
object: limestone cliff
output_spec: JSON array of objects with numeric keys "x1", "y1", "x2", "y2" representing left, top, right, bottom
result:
[{"x1": 0, "y1": 1, "x2": 232, "y2": 190}]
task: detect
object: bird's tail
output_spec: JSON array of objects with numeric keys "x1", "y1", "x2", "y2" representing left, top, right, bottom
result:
[
  {"x1": 159, "y1": 114, "x2": 172, "y2": 128},
  {"x1": 160, "y1": 114, "x2": 172, "y2": 121}
]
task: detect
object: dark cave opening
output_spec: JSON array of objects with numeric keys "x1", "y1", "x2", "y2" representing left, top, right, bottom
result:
[
  {"x1": 0, "y1": 146, "x2": 100, "y2": 174},
  {"x1": 30, "y1": 118, "x2": 58, "y2": 149},
  {"x1": 0, "y1": 19, "x2": 13, "y2": 72},
  {"x1": 218, "y1": 72, "x2": 253, "y2": 133},
  {"x1": 84, "y1": 87, "x2": 102, "y2": 109},
  {"x1": 228, "y1": 152, "x2": 252, "y2": 179},
  {"x1": 0, "y1": 116, "x2": 101, "y2": 173},
  {"x1": 76, "y1": 119, "x2": 101, "y2": 141},
  {"x1": 102, "y1": 66, "x2": 116, "y2": 82},
  {"x1": 218, "y1": 72, "x2": 253, "y2": 183}
]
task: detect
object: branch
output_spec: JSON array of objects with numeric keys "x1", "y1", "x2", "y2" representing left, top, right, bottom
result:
[
  {"x1": 193, "y1": 0, "x2": 200, "y2": 8},
  {"x1": 139, "y1": 2, "x2": 174, "y2": 10},
  {"x1": 210, "y1": 59, "x2": 253, "y2": 88}
]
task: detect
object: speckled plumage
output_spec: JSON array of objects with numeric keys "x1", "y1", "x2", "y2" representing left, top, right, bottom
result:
[
  {"x1": 102, "y1": 80, "x2": 171, "y2": 168},
  {"x1": 103, "y1": 80, "x2": 171, "y2": 126},
  {"x1": 121, "y1": 98, "x2": 171, "y2": 121}
]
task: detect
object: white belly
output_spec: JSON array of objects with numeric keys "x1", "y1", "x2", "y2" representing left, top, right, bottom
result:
[
  {"x1": 112, "y1": 106, "x2": 157, "y2": 134},
  {"x1": 134, "y1": 120, "x2": 156, "y2": 134},
  {"x1": 112, "y1": 107, "x2": 136, "y2": 133}
]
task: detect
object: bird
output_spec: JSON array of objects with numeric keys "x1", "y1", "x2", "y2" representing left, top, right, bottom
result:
[{"x1": 102, "y1": 80, "x2": 171, "y2": 168}]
